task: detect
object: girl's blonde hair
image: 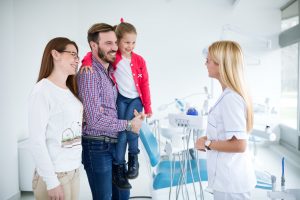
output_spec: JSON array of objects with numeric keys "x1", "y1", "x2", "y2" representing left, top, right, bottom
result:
[{"x1": 208, "y1": 40, "x2": 253, "y2": 132}]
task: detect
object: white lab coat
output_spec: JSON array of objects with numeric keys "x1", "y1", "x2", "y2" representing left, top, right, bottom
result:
[{"x1": 206, "y1": 88, "x2": 256, "y2": 194}]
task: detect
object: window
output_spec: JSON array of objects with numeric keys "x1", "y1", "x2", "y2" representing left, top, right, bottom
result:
[
  {"x1": 281, "y1": 0, "x2": 299, "y2": 31},
  {"x1": 281, "y1": 16, "x2": 299, "y2": 31},
  {"x1": 280, "y1": 1, "x2": 299, "y2": 129},
  {"x1": 280, "y1": 43, "x2": 299, "y2": 128}
]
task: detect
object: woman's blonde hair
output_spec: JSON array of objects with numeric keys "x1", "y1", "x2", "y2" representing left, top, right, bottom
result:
[{"x1": 208, "y1": 40, "x2": 253, "y2": 132}]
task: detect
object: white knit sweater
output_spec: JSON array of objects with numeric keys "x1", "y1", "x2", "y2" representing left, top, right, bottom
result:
[{"x1": 28, "y1": 78, "x2": 82, "y2": 190}]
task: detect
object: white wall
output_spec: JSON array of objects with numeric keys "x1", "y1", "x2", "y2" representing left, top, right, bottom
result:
[
  {"x1": 14, "y1": 0, "x2": 282, "y2": 140},
  {"x1": 0, "y1": 1, "x2": 20, "y2": 199},
  {"x1": 0, "y1": 0, "x2": 282, "y2": 197}
]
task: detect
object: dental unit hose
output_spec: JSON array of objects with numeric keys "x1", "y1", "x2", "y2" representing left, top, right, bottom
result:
[{"x1": 271, "y1": 175, "x2": 276, "y2": 191}]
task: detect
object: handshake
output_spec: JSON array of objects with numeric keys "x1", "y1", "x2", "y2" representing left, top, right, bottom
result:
[{"x1": 127, "y1": 110, "x2": 146, "y2": 134}]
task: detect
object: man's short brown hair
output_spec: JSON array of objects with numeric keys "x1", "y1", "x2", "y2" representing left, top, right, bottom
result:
[{"x1": 87, "y1": 23, "x2": 115, "y2": 44}]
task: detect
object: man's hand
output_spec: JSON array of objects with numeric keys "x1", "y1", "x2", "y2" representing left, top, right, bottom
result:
[
  {"x1": 130, "y1": 110, "x2": 145, "y2": 134},
  {"x1": 133, "y1": 109, "x2": 145, "y2": 119},
  {"x1": 47, "y1": 184, "x2": 64, "y2": 200},
  {"x1": 80, "y1": 65, "x2": 93, "y2": 74}
]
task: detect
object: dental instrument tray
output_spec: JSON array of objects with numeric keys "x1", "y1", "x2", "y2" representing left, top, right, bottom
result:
[{"x1": 168, "y1": 113, "x2": 207, "y2": 130}]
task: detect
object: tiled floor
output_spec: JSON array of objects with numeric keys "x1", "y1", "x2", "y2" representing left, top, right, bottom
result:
[{"x1": 21, "y1": 142, "x2": 300, "y2": 200}]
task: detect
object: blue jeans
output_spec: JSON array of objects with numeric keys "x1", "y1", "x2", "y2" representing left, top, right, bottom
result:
[
  {"x1": 82, "y1": 136, "x2": 130, "y2": 200},
  {"x1": 115, "y1": 93, "x2": 143, "y2": 164}
]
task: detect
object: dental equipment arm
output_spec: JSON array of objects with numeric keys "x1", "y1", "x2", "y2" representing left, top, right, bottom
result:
[
  {"x1": 250, "y1": 126, "x2": 276, "y2": 141},
  {"x1": 158, "y1": 87, "x2": 211, "y2": 112}
]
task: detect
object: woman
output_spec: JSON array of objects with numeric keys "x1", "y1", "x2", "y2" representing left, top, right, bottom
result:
[
  {"x1": 195, "y1": 41, "x2": 256, "y2": 200},
  {"x1": 28, "y1": 37, "x2": 82, "y2": 200}
]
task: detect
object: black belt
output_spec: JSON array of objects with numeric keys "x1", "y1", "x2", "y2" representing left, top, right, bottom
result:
[{"x1": 82, "y1": 135, "x2": 118, "y2": 143}]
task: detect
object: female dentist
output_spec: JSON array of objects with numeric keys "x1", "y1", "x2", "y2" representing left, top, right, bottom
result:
[{"x1": 195, "y1": 41, "x2": 256, "y2": 200}]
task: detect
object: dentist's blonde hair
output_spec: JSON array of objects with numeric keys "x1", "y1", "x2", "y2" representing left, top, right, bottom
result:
[{"x1": 208, "y1": 40, "x2": 253, "y2": 132}]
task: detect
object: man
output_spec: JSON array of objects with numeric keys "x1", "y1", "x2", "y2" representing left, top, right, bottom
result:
[{"x1": 77, "y1": 23, "x2": 144, "y2": 200}]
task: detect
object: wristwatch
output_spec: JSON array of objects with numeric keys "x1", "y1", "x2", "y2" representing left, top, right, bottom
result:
[
  {"x1": 205, "y1": 140, "x2": 211, "y2": 150},
  {"x1": 126, "y1": 120, "x2": 132, "y2": 132}
]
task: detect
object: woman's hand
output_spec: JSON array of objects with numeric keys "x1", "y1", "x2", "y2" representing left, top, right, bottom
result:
[
  {"x1": 195, "y1": 136, "x2": 247, "y2": 153},
  {"x1": 195, "y1": 136, "x2": 207, "y2": 151},
  {"x1": 47, "y1": 184, "x2": 64, "y2": 200}
]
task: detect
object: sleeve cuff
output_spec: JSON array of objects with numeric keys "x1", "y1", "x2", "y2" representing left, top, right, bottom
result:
[
  {"x1": 44, "y1": 176, "x2": 60, "y2": 190},
  {"x1": 120, "y1": 120, "x2": 128, "y2": 131},
  {"x1": 144, "y1": 105, "x2": 152, "y2": 114},
  {"x1": 225, "y1": 131, "x2": 248, "y2": 140}
]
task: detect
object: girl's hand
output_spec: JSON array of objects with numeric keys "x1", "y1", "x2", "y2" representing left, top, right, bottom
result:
[
  {"x1": 146, "y1": 113, "x2": 152, "y2": 118},
  {"x1": 80, "y1": 65, "x2": 93, "y2": 74}
]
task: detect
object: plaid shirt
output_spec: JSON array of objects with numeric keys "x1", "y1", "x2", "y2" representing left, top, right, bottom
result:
[{"x1": 77, "y1": 56, "x2": 127, "y2": 138}]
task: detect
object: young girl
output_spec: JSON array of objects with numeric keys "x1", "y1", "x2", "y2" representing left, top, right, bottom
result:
[
  {"x1": 28, "y1": 37, "x2": 82, "y2": 200},
  {"x1": 195, "y1": 41, "x2": 256, "y2": 200},
  {"x1": 81, "y1": 19, "x2": 152, "y2": 189}
]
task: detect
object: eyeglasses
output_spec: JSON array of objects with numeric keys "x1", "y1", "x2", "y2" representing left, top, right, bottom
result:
[{"x1": 60, "y1": 50, "x2": 79, "y2": 60}]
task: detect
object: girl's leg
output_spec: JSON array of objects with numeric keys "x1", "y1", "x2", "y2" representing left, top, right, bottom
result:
[
  {"x1": 113, "y1": 93, "x2": 132, "y2": 189},
  {"x1": 124, "y1": 97, "x2": 143, "y2": 179}
]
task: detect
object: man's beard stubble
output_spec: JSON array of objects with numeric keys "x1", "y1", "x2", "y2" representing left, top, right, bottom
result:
[{"x1": 97, "y1": 46, "x2": 116, "y2": 64}]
